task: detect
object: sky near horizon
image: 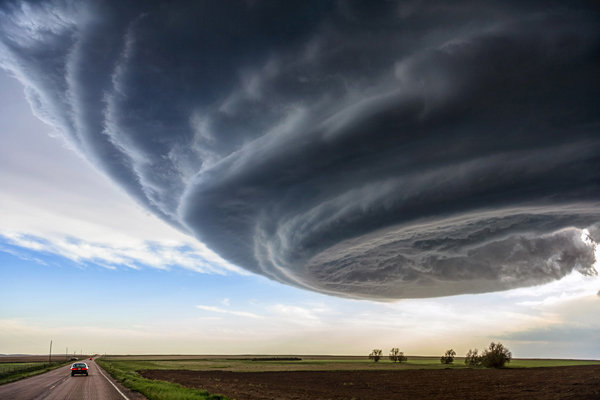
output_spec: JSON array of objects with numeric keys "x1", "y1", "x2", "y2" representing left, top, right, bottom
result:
[{"x1": 1, "y1": 0, "x2": 599, "y2": 359}]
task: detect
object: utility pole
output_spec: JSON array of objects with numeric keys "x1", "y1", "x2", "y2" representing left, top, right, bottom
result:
[
  {"x1": 49, "y1": 340, "x2": 52, "y2": 363},
  {"x1": 66, "y1": 347, "x2": 68, "y2": 361}
]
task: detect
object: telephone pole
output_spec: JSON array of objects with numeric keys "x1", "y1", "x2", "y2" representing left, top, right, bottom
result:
[{"x1": 49, "y1": 340, "x2": 52, "y2": 363}]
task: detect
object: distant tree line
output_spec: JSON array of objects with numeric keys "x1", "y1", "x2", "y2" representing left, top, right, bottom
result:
[
  {"x1": 251, "y1": 357, "x2": 302, "y2": 361},
  {"x1": 368, "y1": 342, "x2": 512, "y2": 368}
]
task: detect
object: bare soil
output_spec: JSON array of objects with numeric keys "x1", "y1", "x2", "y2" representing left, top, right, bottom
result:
[{"x1": 140, "y1": 365, "x2": 600, "y2": 400}]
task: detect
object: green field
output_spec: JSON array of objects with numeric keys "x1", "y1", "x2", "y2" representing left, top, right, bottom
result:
[
  {"x1": 0, "y1": 363, "x2": 44, "y2": 373},
  {"x1": 0, "y1": 361, "x2": 71, "y2": 386},
  {"x1": 100, "y1": 355, "x2": 600, "y2": 373},
  {"x1": 0, "y1": 362, "x2": 47, "y2": 376}
]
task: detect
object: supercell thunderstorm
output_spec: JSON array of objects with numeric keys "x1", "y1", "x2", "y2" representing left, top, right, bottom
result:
[{"x1": 0, "y1": 0, "x2": 599, "y2": 299}]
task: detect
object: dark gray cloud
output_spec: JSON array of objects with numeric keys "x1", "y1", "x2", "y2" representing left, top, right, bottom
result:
[{"x1": 1, "y1": 0, "x2": 599, "y2": 299}]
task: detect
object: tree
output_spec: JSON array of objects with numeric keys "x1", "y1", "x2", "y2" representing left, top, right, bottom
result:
[
  {"x1": 369, "y1": 349, "x2": 383, "y2": 362},
  {"x1": 440, "y1": 349, "x2": 456, "y2": 364},
  {"x1": 465, "y1": 348, "x2": 482, "y2": 366},
  {"x1": 389, "y1": 348, "x2": 408, "y2": 363},
  {"x1": 399, "y1": 352, "x2": 407, "y2": 363},
  {"x1": 389, "y1": 348, "x2": 399, "y2": 363},
  {"x1": 481, "y1": 342, "x2": 512, "y2": 368}
]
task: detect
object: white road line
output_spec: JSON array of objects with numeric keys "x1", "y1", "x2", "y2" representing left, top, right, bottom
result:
[{"x1": 95, "y1": 362, "x2": 130, "y2": 400}]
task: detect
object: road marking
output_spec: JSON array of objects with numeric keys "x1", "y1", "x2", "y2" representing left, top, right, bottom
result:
[{"x1": 96, "y1": 364, "x2": 130, "y2": 400}]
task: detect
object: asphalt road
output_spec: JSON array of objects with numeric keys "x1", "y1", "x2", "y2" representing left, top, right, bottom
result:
[{"x1": 0, "y1": 358, "x2": 146, "y2": 400}]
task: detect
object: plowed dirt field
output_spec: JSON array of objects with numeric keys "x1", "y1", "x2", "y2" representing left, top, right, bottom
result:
[{"x1": 140, "y1": 365, "x2": 600, "y2": 399}]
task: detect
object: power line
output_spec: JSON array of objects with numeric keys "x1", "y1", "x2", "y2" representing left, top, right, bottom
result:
[
  {"x1": 0, "y1": 326, "x2": 42, "y2": 346},
  {"x1": 0, "y1": 320, "x2": 40, "y2": 341},
  {"x1": 0, "y1": 321, "x2": 42, "y2": 346}
]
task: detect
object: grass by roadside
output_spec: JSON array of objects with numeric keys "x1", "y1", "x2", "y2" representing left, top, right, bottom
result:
[
  {"x1": 0, "y1": 361, "x2": 72, "y2": 386},
  {"x1": 96, "y1": 359, "x2": 231, "y2": 400},
  {"x1": 0, "y1": 363, "x2": 43, "y2": 373}
]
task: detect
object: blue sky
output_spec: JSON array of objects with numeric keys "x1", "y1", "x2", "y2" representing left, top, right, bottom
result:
[
  {"x1": 1, "y1": 1, "x2": 599, "y2": 359},
  {"x1": 2, "y1": 229, "x2": 599, "y2": 357}
]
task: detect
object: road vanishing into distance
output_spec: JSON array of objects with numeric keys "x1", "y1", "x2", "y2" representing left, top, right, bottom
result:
[{"x1": 0, "y1": 358, "x2": 146, "y2": 400}]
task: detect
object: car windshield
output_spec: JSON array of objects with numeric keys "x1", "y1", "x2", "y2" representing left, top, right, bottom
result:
[{"x1": 73, "y1": 363, "x2": 86, "y2": 368}]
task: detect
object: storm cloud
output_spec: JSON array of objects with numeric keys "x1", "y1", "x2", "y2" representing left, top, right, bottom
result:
[{"x1": 1, "y1": 0, "x2": 599, "y2": 299}]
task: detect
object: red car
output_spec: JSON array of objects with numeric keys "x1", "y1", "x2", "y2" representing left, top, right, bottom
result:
[{"x1": 71, "y1": 362, "x2": 88, "y2": 376}]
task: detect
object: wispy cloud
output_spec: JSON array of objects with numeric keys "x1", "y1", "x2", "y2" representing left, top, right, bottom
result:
[
  {"x1": 0, "y1": 244, "x2": 48, "y2": 266},
  {"x1": 266, "y1": 304, "x2": 330, "y2": 327},
  {"x1": 196, "y1": 305, "x2": 264, "y2": 319},
  {"x1": 0, "y1": 230, "x2": 244, "y2": 275}
]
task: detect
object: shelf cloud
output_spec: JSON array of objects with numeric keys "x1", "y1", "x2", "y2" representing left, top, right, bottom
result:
[{"x1": 1, "y1": 0, "x2": 599, "y2": 299}]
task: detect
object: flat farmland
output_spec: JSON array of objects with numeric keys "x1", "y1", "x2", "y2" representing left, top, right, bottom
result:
[
  {"x1": 140, "y1": 366, "x2": 600, "y2": 400},
  {"x1": 101, "y1": 355, "x2": 600, "y2": 372},
  {"x1": 0, "y1": 355, "x2": 91, "y2": 363},
  {"x1": 97, "y1": 356, "x2": 600, "y2": 400}
]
